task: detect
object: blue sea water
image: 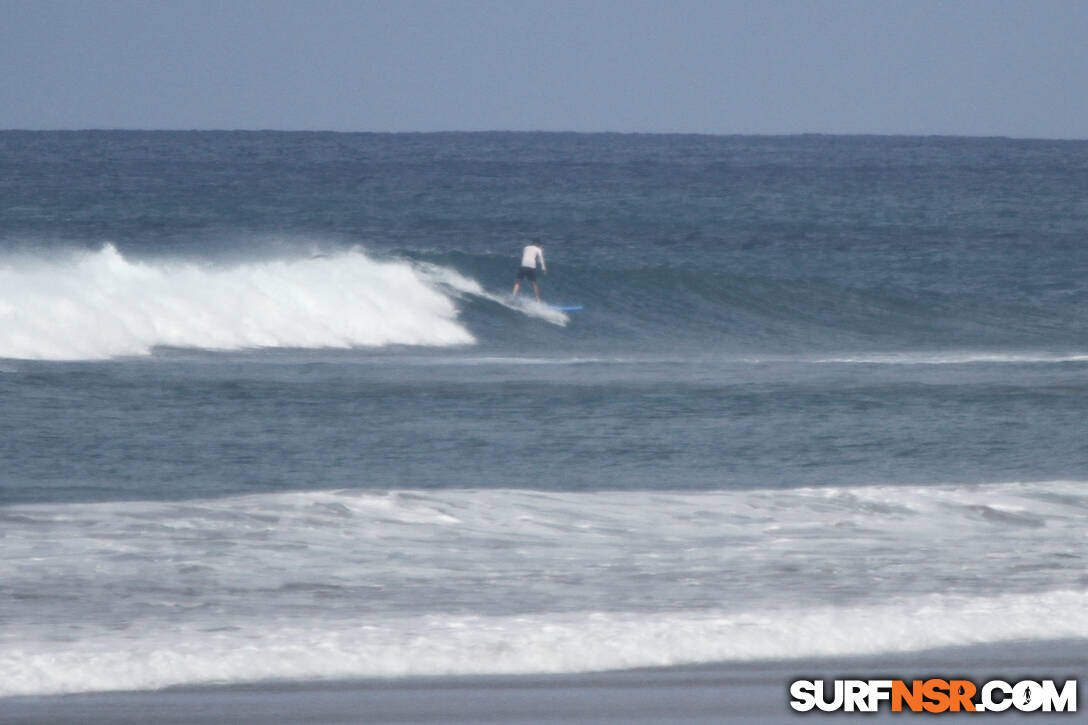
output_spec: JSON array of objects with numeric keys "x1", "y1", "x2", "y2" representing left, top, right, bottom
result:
[{"x1": 1, "y1": 131, "x2": 1086, "y2": 695}]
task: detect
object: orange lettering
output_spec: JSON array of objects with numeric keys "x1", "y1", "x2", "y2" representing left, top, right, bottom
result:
[
  {"x1": 892, "y1": 680, "x2": 924, "y2": 712},
  {"x1": 922, "y1": 678, "x2": 951, "y2": 713},
  {"x1": 948, "y1": 680, "x2": 977, "y2": 712}
]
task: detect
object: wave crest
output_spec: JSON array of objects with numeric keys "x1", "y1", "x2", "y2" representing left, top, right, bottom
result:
[{"x1": 0, "y1": 245, "x2": 476, "y2": 360}]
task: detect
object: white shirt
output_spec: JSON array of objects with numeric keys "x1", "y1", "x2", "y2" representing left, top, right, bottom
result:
[{"x1": 520, "y1": 244, "x2": 545, "y2": 271}]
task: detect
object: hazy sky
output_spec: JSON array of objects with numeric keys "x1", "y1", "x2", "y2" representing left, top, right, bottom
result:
[{"x1": 3, "y1": 0, "x2": 1086, "y2": 137}]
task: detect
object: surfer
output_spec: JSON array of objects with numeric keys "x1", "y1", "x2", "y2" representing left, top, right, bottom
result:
[{"x1": 511, "y1": 240, "x2": 546, "y2": 301}]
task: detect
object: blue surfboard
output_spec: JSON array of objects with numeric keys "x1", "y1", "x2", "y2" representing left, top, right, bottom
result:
[{"x1": 548, "y1": 305, "x2": 583, "y2": 312}]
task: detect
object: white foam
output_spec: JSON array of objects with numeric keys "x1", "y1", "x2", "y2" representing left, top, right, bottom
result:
[
  {"x1": 0, "y1": 245, "x2": 477, "y2": 360},
  {"x1": 799, "y1": 352, "x2": 1088, "y2": 365},
  {"x1": 2, "y1": 591, "x2": 1087, "y2": 696},
  {"x1": 2, "y1": 482, "x2": 1086, "y2": 696}
]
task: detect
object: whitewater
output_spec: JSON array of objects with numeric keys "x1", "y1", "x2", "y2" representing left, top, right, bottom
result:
[
  {"x1": 2, "y1": 131, "x2": 1086, "y2": 704},
  {"x1": 0, "y1": 244, "x2": 576, "y2": 361},
  {"x1": 2, "y1": 482, "x2": 1086, "y2": 696}
]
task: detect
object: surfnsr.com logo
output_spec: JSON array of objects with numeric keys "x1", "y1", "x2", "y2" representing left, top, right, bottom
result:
[{"x1": 789, "y1": 678, "x2": 1077, "y2": 713}]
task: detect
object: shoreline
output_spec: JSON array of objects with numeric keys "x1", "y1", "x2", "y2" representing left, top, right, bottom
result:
[{"x1": 5, "y1": 639, "x2": 1084, "y2": 724}]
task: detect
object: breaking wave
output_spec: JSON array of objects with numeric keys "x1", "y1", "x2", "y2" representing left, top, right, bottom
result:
[{"x1": 0, "y1": 245, "x2": 480, "y2": 360}]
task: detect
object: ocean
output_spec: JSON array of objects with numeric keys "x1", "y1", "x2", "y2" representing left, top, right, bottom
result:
[{"x1": 1, "y1": 131, "x2": 1086, "y2": 698}]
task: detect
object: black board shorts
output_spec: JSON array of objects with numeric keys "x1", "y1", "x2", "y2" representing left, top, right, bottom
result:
[{"x1": 516, "y1": 266, "x2": 537, "y2": 282}]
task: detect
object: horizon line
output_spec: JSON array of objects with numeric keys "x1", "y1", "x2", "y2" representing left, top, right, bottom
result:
[{"x1": 2, "y1": 128, "x2": 1086, "y2": 142}]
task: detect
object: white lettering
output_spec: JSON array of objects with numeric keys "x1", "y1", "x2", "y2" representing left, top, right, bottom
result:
[
  {"x1": 791, "y1": 677, "x2": 1076, "y2": 713},
  {"x1": 1014, "y1": 680, "x2": 1043, "y2": 712},
  {"x1": 815, "y1": 680, "x2": 844, "y2": 712},
  {"x1": 1040, "y1": 680, "x2": 1077, "y2": 713},
  {"x1": 867, "y1": 680, "x2": 893, "y2": 711},
  {"x1": 845, "y1": 680, "x2": 869, "y2": 712},
  {"x1": 981, "y1": 680, "x2": 1013, "y2": 712},
  {"x1": 789, "y1": 680, "x2": 817, "y2": 712}
]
